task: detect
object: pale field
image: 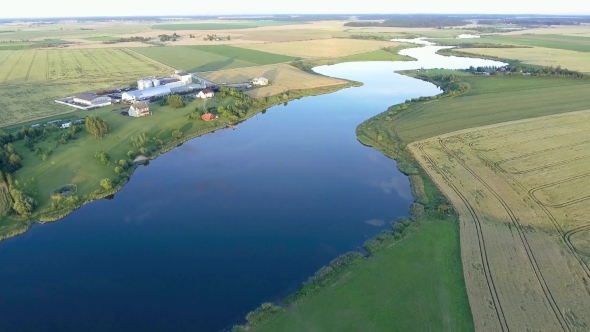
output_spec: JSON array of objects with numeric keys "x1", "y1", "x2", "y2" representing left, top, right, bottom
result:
[
  {"x1": 197, "y1": 64, "x2": 347, "y2": 98},
  {"x1": 409, "y1": 109, "x2": 590, "y2": 332},
  {"x1": 502, "y1": 25, "x2": 590, "y2": 37},
  {"x1": 236, "y1": 39, "x2": 399, "y2": 58},
  {"x1": 456, "y1": 47, "x2": 590, "y2": 72}
]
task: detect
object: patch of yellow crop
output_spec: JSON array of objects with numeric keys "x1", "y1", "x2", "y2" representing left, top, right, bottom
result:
[
  {"x1": 235, "y1": 39, "x2": 399, "y2": 58},
  {"x1": 456, "y1": 46, "x2": 590, "y2": 72},
  {"x1": 409, "y1": 109, "x2": 590, "y2": 331},
  {"x1": 197, "y1": 64, "x2": 347, "y2": 98}
]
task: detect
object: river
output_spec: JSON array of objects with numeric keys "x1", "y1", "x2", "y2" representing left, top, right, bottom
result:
[{"x1": 0, "y1": 45, "x2": 504, "y2": 332}]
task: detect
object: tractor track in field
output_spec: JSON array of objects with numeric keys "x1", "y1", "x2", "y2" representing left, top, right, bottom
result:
[
  {"x1": 502, "y1": 154, "x2": 590, "y2": 175},
  {"x1": 494, "y1": 138, "x2": 590, "y2": 166},
  {"x1": 416, "y1": 142, "x2": 509, "y2": 332},
  {"x1": 24, "y1": 49, "x2": 37, "y2": 81},
  {"x1": 464, "y1": 139, "x2": 590, "y2": 288},
  {"x1": 3, "y1": 50, "x2": 25, "y2": 83},
  {"x1": 440, "y1": 138, "x2": 570, "y2": 332}
]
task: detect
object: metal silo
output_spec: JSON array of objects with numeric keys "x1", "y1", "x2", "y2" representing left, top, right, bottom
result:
[
  {"x1": 144, "y1": 79, "x2": 153, "y2": 89},
  {"x1": 137, "y1": 79, "x2": 145, "y2": 90},
  {"x1": 152, "y1": 78, "x2": 160, "y2": 87}
]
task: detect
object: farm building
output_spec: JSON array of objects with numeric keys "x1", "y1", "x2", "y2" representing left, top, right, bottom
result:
[
  {"x1": 129, "y1": 102, "x2": 151, "y2": 117},
  {"x1": 201, "y1": 113, "x2": 219, "y2": 121},
  {"x1": 196, "y1": 89, "x2": 214, "y2": 99},
  {"x1": 252, "y1": 77, "x2": 269, "y2": 86},
  {"x1": 122, "y1": 86, "x2": 171, "y2": 102},
  {"x1": 73, "y1": 93, "x2": 112, "y2": 107},
  {"x1": 61, "y1": 122, "x2": 71, "y2": 129},
  {"x1": 173, "y1": 70, "x2": 193, "y2": 84}
]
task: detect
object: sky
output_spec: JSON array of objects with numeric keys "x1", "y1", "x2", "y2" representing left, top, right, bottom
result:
[{"x1": 2, "y1": 0, "x2": 590, "y2": 18}]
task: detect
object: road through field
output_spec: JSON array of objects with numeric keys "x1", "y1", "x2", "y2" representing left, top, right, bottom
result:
[{"x1": 410, "y1": 110, "x2": 590, "y2": 331}]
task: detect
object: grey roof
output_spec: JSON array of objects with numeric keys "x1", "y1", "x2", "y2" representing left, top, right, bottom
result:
[{"x1": 75, "y1": 93, "x2": 100, "y2": 101}]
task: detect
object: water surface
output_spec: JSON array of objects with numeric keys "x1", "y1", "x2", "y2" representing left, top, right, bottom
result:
[{"x1": 0, "y1": 47, "x2": 504, "y2": 332}]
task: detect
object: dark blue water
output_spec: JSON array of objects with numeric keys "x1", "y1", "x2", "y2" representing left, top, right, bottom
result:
[{"x1": 0, "y1": 46, "x2": 504, "y2": 332}]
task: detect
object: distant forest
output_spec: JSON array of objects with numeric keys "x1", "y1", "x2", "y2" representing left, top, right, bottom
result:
[
  {"x1": 477, "y1": 17, "x2": 590, "y2": 26},
  {"x1": 345, "y1": 16, "x2": 468, "y2": 28}
]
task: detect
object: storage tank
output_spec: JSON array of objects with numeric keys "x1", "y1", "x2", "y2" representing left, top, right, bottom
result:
[
  {"x1": 143, "y1": 80, "x2": 153, "y2": 89},
  {"x1": 137, "y1": 79, "x2": 145, "y2": 90},
  {"x1": 152, "y1": 78, "x2": 160, "y2": 87}
]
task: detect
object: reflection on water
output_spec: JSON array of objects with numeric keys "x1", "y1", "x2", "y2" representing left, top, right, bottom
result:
[{"x1": 0, "y1": 47, "x2": 505, "y2": 332}]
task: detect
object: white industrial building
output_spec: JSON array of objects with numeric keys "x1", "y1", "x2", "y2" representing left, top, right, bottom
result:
[
  {"x1": 73, "y1": 93, "x2": 112, "y2": 107},
  {"x1": 252, "y1": 77, "x2": 269, "y2": 86},
  {"x1": 122, "y1": 86, "x2": 171, "y2": 102},
  {"x1": 124, "y1": 70, "x2": 194, "y2": 102}
]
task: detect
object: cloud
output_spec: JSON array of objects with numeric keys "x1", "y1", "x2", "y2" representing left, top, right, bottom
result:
[
  {"x1": 369, "y1": 177, "x2": 413, "y2": 200},
  {"x1": 364, "y1": 219, "x2": 385, "y2": 227}
]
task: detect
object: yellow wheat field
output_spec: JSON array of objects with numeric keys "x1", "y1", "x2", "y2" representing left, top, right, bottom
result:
[
  {"x1": 235, "y1": 39, "x2": 398, "y2": 58},
  {"x1": 197, "y1": 64, "x2": 347, "y2": 98},
  {"x1": 456, "y1": 47, "x2": 590, "y2": 73},
  {"x1": 409, "y1": 109, "x2": 590, "y2": 332}
]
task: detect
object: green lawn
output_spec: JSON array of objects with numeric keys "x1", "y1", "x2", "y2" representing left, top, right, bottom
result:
[
  {"x1": 151, "y1": 21, "x2": 305, "y2": 31},
  {"x1": 252, "y1": 219, "x2": 473, "y2": 332},
  {"x1": 368, "y1": 76, "x2": 590, "y2": 144},
  {"x1": 435, "y1": 34, "x2": 590, "y2": 52},
  {"x1": 189, "y1": 45, "x2": 299, "y2": 64}
]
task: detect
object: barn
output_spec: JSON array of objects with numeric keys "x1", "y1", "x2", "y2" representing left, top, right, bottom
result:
[
  {"x1": 73, "y1": 93, "x2": 112, "y2": 107},
  {"x1": 122, "y1": 86, "x2": 171, "y2": 102}
]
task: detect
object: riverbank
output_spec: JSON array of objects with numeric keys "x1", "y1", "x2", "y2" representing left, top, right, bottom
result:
[{"x1": 0, "y1": 81, "x2": 361, "y2": 241}]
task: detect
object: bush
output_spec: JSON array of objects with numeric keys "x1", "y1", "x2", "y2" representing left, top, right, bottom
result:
[
  {"x1": 114, "y1": 166, "x2": 123, "y2": 174},
  {"x1": 364, "y1": 230, "x2": 396, "y2": 254},
  {"x1": 245, "y1": 303, "x2": 284, "y2": 327},
  {"x1": 95, "y1": 151, "x2": 109, "y2": 165},
  {"x1": 127, "y1": 151, "x2": 135, "y2": 159},
  {"x1": 172, "y1": 130, "x2": 183, "y2": 139},
  {"x1": 100, "y1": 178, "x2": 113, "y2": 190},
  {"x1": 391, "y1": 221, "x2": 406, "y2": 233},
  {"x1": 398, "y1": 216, "x2": 412, "y2": 226},
  {"x1": 410, "y1": 203, "x2": 425, "y2": 221}
]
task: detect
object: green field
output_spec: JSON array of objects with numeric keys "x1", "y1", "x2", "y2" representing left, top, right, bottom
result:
[
  {"x1": 189, "y1": 45, "x2": 298, "y2": 64},
  {"x1": 85, "y1": 36, "x2": 120, "y2": 41},
  {"x1": 435, "y1": 34, "x2": 590, "y2": 52},
  {"x1": 251, "y1": 219, "x2": 473, "y2": 332},
  {"x1": 0, "y1": 48, "x2": 171, "y2": 127},
  {"x1": 370, "y1": 76, "x2": 590, "y2": 144},
  {"x1": 151, "y1": 21, "x2": 305, "y2": 31},
  {"x1": 133, "y1": 46, "x2": 296, "y2": 72}
]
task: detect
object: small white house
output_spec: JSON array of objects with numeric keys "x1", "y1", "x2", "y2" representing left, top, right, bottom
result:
[
  {"x1": 61, "y1": 122, "x2": 71, "y2": 129},
  {"x1": 252, "y1": 77, "x2": 269, "y2": 86},
  {"x1": 196, "y1": 89, "x2": 214, "y2": 99},
  {"x1": 129, "y1": 101, "x2": 151, "y2": 117}
]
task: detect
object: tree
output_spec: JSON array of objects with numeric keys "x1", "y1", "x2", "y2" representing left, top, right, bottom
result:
[
  {"x1": 139, "y1": 147, "x2": 148, "y2": 155},
  {"x1": 172, "y1": 130, "x2": 183, "y2": 139},
  {"x1": 10, "y1": 189, "x2": 36, "y2": 215},
  {"x1": 95, "y1": 151, "x2": 110, "y2": 165},
  {"x1": 114, "y1": 166, "x2": 123, "y2": 174},
  {"x1": 35, "y1": 147, "x2": 42, "y2": 156},
  {"x1": 9, "y1": 154, "x2": 20, "y2": 166},
  {"x1": 85, "y1": 116, "x2": 110, "y2": 140},
  {"x1": 119, "y1": 159, "x2": 127, "y2": 167},
  {"x1": 100, "y1": 178, "x2": 113, "y2": 190},
  {"x1": 127, "y1": 151, "x2": 135, "y2": 159},
  {"x1": 166, "y1": 94, "x2": 185, "y2": 109}
]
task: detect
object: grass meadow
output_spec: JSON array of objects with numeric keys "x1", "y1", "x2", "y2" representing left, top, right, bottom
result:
[
  {"x1": 132, "y1": 46, "x2": 295, "y2": 72},
  {"x1": 251, "y1": 219, "x2": 473, "y2": 332},
  {"x1": 364, "y1": 76, "x2": 590, "y2": 144}
]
